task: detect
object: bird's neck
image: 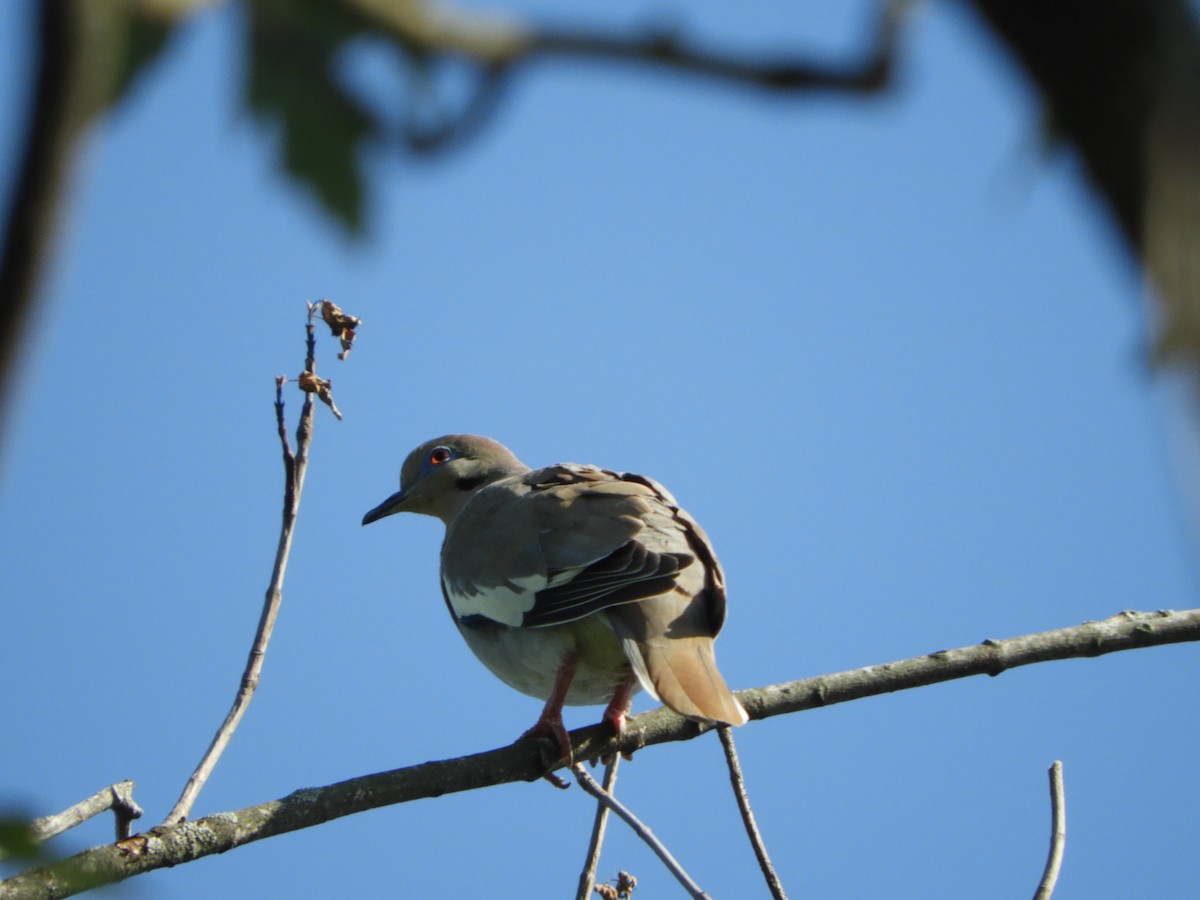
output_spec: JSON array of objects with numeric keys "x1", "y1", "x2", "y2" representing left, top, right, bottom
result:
[{"x1": 433, "y1": 464, "x2": 529, "y2": 524}]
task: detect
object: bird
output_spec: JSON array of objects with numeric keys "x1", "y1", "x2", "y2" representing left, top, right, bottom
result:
[{"x1": 362, "y1": 434, "x2": 747, "y2": 763}]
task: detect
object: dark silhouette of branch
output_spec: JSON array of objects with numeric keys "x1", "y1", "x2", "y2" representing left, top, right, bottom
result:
[
  {"x1": 1, "y1": 609, "x2": 1194, "y2": 900},
  {"x1": 344, "y1": 0, "x2": 908, "y2": 165},
  {"x1": 342, "y1": 0, "x2": 904, "y2": 96},
  {"x1": 0, "y1": 1, "x2": 85, "y2": 445}
]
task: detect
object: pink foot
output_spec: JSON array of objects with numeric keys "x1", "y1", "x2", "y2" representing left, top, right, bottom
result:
[
  {"x1": 522, "y1": 715, "x2": 573, "y2": 764},
  {"x1": 601, "y1": 678, "x2": 636, "y2": 763}
]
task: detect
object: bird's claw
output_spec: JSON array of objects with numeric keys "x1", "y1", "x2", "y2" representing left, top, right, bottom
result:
[{"x1": 521, "y1": 716, "x2": 574, "y2": 780}]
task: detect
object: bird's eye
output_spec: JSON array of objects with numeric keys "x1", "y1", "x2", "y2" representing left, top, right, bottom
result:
[{"x1": 429, "y1": 446, "x2": 452, "y2": 466}]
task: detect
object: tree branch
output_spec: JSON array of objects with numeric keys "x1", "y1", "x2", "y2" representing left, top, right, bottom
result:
[
  {"x1": 0, "y1": 0, "x2": 87, "y2": 442},
  {"x1": 340, "y1": 0, "x2": 905, "y2": 98},
  {"x1": 1, "y1": 609, "x2": 1193, "y2": 899},
  {"x1": 330, "y1": 0, "x2": 906, "y2": 163},
  {"x1": 0, "y1": 783, "x2": 142, "y2": 863}
]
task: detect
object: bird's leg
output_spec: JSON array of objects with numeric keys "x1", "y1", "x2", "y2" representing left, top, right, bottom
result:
[
  {"x1": 601, "y1": 675, "x2": 636, "y2": 737},
  {"x1": 600, "y1": 674, "x2": 638, "y2": 764},
  {"x1": 522, "y1": 651, "x2": 578, "y2": 772}
]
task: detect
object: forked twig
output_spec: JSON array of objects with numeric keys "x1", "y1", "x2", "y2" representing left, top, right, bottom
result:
[
  {"x1": 162, "y1": 309, "x2": 321, "y2": 825},
  {"x1": 571, "y1": 764, "x2": 711, "y2": 900},
  {"x1": 575, "y1": 756, "x2": 621, "y2": 900},
  {"x1": 1032, "y1": 761, "x2": 1066, "y2": 900},
  {"x1": 0, "y1": 782, "x2": 142, "y2": 861},
  {"x1": 718, "y1": 726, "x2": 787, "y2": 899}
]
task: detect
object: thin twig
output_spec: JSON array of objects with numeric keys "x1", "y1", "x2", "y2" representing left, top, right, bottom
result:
[
  {"x1": 163, "y1": 310, "x2": 319, "y2": 825},
  {"x1": 718, "y1": 726, "x2": 787, "y2": 900},
  {"x1": 0, "y1": 782, "x2": 142, "y2": 861},
  {"x1": 571, "y1": 764, "x2": 711, "y2": 900},
  {"x1": 575, "y1": 756, "x2": 621, "y2": 900},
  {"x1": 1032, "y1": 761, "x2": 1066, "y2": 900}
]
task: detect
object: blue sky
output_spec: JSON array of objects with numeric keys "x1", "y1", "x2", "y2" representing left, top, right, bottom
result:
[{"x1": 2, "y1": 1, "x2": 1197, "y2": 897}]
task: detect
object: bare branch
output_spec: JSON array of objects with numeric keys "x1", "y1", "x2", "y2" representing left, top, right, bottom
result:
[
  {"x1": 0, "y1": 782, "x2": 142, "y2": 862},
  {"x1": 571, "y1": 764, "x2": 710, "y2": 900},
  {"x1": 738, "y1": 609, "x2": 1199, "y2": 722},
  {"x1": 1032, "y1": 761, "x2": 1066, "y2": 900},
  {"x1": 162, "y1": 311, "x2": 320, "y2": 826},
  {"x1": 1, "y1": 609, "x2": 1194, "y2": 899},
  {"x1": 718, "y1": 726, "x2": 787, "y2": 900},
  {"x1": 575, "y1": 756, "x2": 620, "y2": 900}
]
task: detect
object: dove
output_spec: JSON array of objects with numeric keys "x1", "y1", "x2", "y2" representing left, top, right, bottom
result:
[{"x1": 363, "y1": 435, "x2": 747, "y2": 761}]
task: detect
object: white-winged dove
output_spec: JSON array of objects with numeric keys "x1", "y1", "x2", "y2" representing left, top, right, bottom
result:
[{"x1": 363, "y1": 435, "x2": 748, "y2": 760}]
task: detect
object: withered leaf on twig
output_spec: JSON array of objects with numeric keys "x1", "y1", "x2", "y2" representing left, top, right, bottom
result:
[
  {"x1": 318, "y1": 298, "x2": 362, "y2": 360},
  {"x1": 298, "y1": 370, "x2": 343, "y2": 420},
  {"x1": 594, "y1": 871, "x2": 637, "y2": 899}
]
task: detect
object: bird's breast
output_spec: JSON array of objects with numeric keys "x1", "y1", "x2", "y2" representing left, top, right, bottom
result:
[{"x1": 453, "y1": 612, "x2": 639, "y2": 706}]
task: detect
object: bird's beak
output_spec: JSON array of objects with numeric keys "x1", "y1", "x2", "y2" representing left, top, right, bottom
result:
[{"x1": 362, "y1": 489, "x2": 408, "y2": 525}]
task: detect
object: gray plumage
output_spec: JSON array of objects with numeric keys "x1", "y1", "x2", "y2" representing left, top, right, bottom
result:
[{"x1": 363, "y1": 434, "x2": 747, "y2": 750}]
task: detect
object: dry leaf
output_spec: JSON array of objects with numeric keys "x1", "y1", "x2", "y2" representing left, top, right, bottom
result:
[
  {"x1": 318, "y1": 298, "x2": 362, "y2": 360},
  {"x1": 298, "y1": 370, "x2": 343, "y2": 420}
]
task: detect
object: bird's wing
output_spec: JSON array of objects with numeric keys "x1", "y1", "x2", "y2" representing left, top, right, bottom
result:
[
  {"x1": 441, "y1": 465, "x2": 695, "y2": 628},
  {"x1": 599, "y1": 474, "x2": 745, "y2": 724}
]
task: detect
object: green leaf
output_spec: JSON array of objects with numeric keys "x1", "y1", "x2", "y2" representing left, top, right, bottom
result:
[
  {"x1": 0, "y1": 816, "x2": 40, "y2": 861},
  {"x1": 62, "y1": 0, "x2": 179, "y2": 122},
  {"x1": 244, "y1": 0, "x2": 381, "y2": 233},
  {"x1": 110, "y1": 12, "x2": 174, "y2": 108}
]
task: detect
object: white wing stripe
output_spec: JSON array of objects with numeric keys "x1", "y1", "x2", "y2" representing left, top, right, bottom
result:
[{"x1": 443, "y1": 572, "x2": 545, "y2": 627}]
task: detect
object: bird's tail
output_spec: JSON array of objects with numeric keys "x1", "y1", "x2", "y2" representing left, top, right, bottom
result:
[
  {"x1": 630, "y1": 636, "x2": 749, "y2": 725},
  {"x1": 607, "y1": 602, "x2": 748, "y2": 725}
]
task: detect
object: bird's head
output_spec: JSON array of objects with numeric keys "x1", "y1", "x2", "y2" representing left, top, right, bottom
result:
[{"x1": 362, "y1": 434, "x2": 527, "y2": 526}]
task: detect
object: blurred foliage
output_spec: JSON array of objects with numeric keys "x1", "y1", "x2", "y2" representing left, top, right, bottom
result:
[
  {"x1": 95, "y1": 0, "x2": 388, "y2": 234},
  {"x1": 0, "y1": 816, "x2": 39, "y2": 862},
  {"x1": 109, "y1": 10, "x2": 174, "y2": 110},
  {"x1": 244, "y1": 0, "x2": 381, "y2": 233}
]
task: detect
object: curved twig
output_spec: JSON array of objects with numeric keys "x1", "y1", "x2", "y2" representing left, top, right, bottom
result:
[
  {"x1": 1032, "y1": 761, "x2": 1066, "y2": 900},
  {"x1": 162, "y1": 310, "x2": 320, "y2": 825},
  {"x1": 575, "y1": 756, "x2": 620, "y2": 900},
  {"x1": 571, "y1": 764, "x2": 710, "y2": 900},
  {"x1": 718, "y1": 726, "x2": 787, "y2": 900}
]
